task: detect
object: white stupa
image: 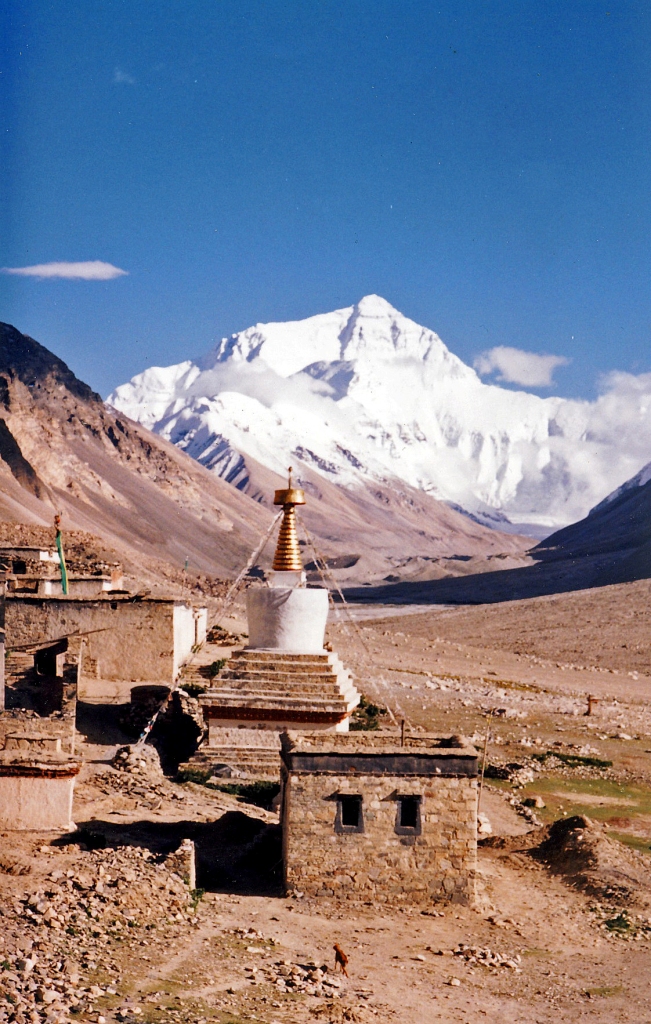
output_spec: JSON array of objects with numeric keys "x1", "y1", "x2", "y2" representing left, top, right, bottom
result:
[{"x1": 190, "y1": 473, "x2": 360, "y2": 779}]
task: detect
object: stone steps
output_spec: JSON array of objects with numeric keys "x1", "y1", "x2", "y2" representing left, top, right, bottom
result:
[
  {"x1": 230, "y1": 652, "x2": 331, "y2": 664},
  {"x1": 213, "y1": 679, "x2": 347, "y2": 696},
  {"x1": 226, "y1": 659, "x2": 335, "y2": 675},
  {"x1": 222, "y1": 670, "x2": 341, "y2": 684},
  {"x1": 181, "y1": 747, "x2": 280, "y2": 781},
  {"x1": 203, "y1": 694, "x2": 355, "y2": 712}
]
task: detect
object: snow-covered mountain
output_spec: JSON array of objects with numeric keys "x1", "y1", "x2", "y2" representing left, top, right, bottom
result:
[{"x1": 108, "y1": 295, "x2": 651, "y2": 532}]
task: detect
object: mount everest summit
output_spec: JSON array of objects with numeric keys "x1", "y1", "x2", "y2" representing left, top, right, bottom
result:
[{"x1": 108, "y1": 295, "x2": 651, "y2": 534}]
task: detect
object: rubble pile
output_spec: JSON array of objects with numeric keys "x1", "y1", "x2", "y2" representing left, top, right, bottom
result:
[
  {"x1": 442, "y1": 943, "x2": 522, "y2": 972},
  {"x1": 223, "y1": 928, "x2": 345, "y2": 998},
  {"x1": 0, "y1": 845, "x2": 196, "y2": 1023},
  {"x1": 112, "y1": 745, "x2": 165, "y2": 779},
  {"x1": 205, "y1": 625, "x2": 243, "y2": 647},
  {"x1": 87, "y1": 746, "x2": 179, "y2": 811},
  {"x1": 535, "y1": 815, "x2": 651, "y2": 908},
  {"x1": 265, "y1": 960, "x2": 344, "y2": 998},
  {"x1": 485, "y1": 753, "x2": 614, "y2": 788}
]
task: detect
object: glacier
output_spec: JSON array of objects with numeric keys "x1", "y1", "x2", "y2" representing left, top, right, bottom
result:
[{"x1": 108, "y1": 295, "x2": 651, "y2": 531}]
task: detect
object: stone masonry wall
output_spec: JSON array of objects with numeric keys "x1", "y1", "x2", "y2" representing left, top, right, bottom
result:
[
  {"x1": 282, "y1": 769, "x2": 477, "y2": 906},
  {"x1": 6, "y1": 597, "x2": 179, "y2": 698}
]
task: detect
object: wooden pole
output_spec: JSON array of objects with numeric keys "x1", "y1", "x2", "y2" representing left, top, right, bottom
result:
[{"x1": 477, "y1": 709, "x2": 494, "y2": 813}]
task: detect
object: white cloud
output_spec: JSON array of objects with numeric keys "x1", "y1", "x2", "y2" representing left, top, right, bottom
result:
[
  {"x1": 2, "y1": 261, "x2": 128, "y2": 281},
  {"x1": 114, "y1": 68, "x2": 136, "y2": 84},
  {"x1": 474, "y1": 345, "x2": 570, "y2": 387}
]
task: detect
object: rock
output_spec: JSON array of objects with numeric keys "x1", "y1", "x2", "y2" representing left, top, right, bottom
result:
[
  {"x1": 0, "y1": 849, "x2": 32, "y2": 875},
  {"x1": 35, "y1": 987, "x2": 58, "y2": 1004},
  {"x1": 165, "y1": 839, "x2": 196, "y2": 889},
  {"x1": 523, "y1": 795, "x2": 546, "y2": 809},
  {"x1": 447, "y1": 977, "x2": 461, "y2": 986},
  {"x1": 477, "y1": 812, "x2": 493, "y2": 836},
  {"x1": 112, "y1": 744, "x2": 164, "y2": 779}
]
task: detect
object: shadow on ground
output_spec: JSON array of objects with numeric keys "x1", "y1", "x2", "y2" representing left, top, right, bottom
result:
[
  {"x1": 342, "y1": 550, "x2": 635, "y2": 606},
  {"x1": 75, "y1": 702, "x2": 132, "y2": 747},
  {"x1": 54, "y1": 812, "x2": 283, "y2": 897}
]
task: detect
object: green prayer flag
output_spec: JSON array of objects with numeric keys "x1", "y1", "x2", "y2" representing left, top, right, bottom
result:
[{"x1": 55, "y1": 530, "x2": 68, "y2": 595}]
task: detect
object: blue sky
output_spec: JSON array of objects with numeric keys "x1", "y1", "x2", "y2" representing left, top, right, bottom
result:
[{"x1": 1, "y1": 1, "x2": 650, "y2": 398}]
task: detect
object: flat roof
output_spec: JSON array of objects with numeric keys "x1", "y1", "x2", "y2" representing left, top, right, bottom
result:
[{"x1": 5, "y1": 592, "x2": 199, "y2": 607}]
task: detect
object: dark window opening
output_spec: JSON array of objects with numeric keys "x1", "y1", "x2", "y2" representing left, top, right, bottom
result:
[
  {"x1": 341, "y1": 796, "x2": 361, "y2": 827},
  {"x1": 400, "y1": 796, "x2": 419, "y2": 828},
  {"x1": 395, "y1": 795, "x2": 422, "y2": 835},
  {"x1": 335, "y1": 795, "x2": 364, "y2": 833},
  {"x1": 12, "y1": 559, "x2": 26, "y2": 574}
]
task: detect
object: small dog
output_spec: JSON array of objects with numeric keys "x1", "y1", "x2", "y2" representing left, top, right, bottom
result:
[{"x1": 333, "y1": 943, "x2": 349, "y2": 977}]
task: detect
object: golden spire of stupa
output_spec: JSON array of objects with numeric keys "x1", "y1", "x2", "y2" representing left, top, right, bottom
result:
[{"x1": 272, "y1": 467, "x2": 306, "y2": 572}]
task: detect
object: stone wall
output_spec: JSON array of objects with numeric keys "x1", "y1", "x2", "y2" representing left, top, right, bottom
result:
[
  {"x1": 281, "y1": 732, "x2": 477, "y2": 906},
  {"x1": 6, "y1": 595, "x2": 205, "y2": 702},
  {"x1": 2, "y1": 636, "x2": 80, "y2": 754}
]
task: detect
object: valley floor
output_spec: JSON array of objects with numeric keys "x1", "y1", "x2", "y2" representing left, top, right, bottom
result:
[{"x1": 5, "y1": 579, "x2": 651, "y2": 1024}]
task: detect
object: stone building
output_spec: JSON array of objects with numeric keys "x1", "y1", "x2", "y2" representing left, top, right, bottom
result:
[
  {"x1": 0, "y1": 620, "x2": 81, "y2": 831},
  {"x1": 6, "y1": 593, "x2": 207, "y2": 703},
  {"x1": 185, "y1": 476, "x2": 359, "y2": 780},
  {"x1": 0, "y1": 541, "x2": 124, "y2": 597},
  {"x1": 280, "y1": 731, "x2": 478, "y2": 906}
]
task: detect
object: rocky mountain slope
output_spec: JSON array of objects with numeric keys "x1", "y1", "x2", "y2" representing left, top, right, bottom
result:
[
  {"x1": 109, "y1": 294, "x2": 651, "y2": 534},
  {"x1": 0, "y1": 321, "x2": 274, "y2": 580},
  {"x1": 344, "y1": 459, "x2": 651, "y2": 604},
  {"x1": 0, "y1": 323, "x2": 528, "y2": 585},
  {"x1": 534, "y1": 461, "x2": 651, "y2": 585}
]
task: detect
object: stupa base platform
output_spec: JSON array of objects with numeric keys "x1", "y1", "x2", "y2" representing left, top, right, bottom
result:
[{"x1": 184, "y1": 650, "x2": 361, "y2": 782}]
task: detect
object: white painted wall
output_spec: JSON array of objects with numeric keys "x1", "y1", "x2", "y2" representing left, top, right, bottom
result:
[
  {"x1": 193, "y1": 607, "x2": 208, "y2": 646},
  {"x1": 172, "y1": 603, "x2": 196, "y2": 677},
  {"x1": 0, "y1": 774, "x2": 76, "y2": 830},
  {"x1": 246, "y1": 587, "x2": 329, "y2": 653}
]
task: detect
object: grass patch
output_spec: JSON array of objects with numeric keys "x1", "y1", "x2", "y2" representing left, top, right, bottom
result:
[
  {"x1": 178, "y1": 681, "x2": 207, "y2": 698},
  {"x1": 604, "y1": 913, "x2": 632, "y2": 934},
  {"x1": 207, "y1": 659, "x2": 227, "y2": 678},
  {"x1": 211, "y1": 780, "x2": 280, "y2": 810},
  {"x1": 350, "y1": 694, "x2": 388, "y2": 731},
  {"x1": 518, "y1": 776, "x2": 651, "y2": 833},
  {"x1": 190, "y1": 887, "x2": 205, "y2": 911},
  {"x1": 484, "y1": 677, "x2": 544, "y2": 693},
  {"x1": 533, "y1": 751, "x2": 612, "y2": 769},
  {"x1": 176, "y1": 765, "x2": 212, "y2": 784},
  {"x1": 585, "y1": 985, "x2": 624, "y2": 997},
  {"x1": 608, "y1": 831, "x2": 651, "y2": 856}
]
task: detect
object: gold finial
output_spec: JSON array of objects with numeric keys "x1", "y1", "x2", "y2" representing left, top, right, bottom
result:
[{"x1": 272, "y1": 467, "x2": 306, "y2": 572}]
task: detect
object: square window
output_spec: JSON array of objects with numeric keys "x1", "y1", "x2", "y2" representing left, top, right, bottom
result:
[
  {"x1": 335, "y1": 795, "x2": 364, "y2": 833},
  {"x1": 395, "y1": 795, "x2": 421, "y2": 835}
]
